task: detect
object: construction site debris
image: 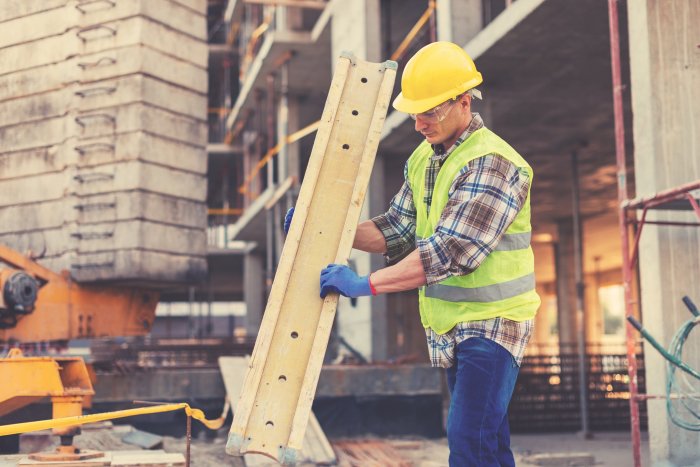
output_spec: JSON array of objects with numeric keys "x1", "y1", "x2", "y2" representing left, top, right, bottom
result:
[
  {"x1": 15, "y1": 450, "x2": 186, "y2": 466},
  {"x1": 121, "y1": 429, "x2": 164, "y2": 450},
  {"x1": 332, "y1": 439, "x2": 411, "y2": 467}
]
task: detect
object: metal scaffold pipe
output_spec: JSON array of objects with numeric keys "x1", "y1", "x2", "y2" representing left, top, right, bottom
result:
[{"x1": 607, "y1": 0, "x2": 640, "y2": 465}]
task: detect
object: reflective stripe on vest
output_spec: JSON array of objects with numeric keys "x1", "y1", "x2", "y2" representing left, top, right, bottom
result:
[
  {"x1": 494, "y1": 231, "x2": 531, "y2": 251},
  {"x1": 425, "y1": 272, "x2": 536, "y2": 303},
  {"x1": 418, "y1": 231, "x2": 531, "y2": 251}
]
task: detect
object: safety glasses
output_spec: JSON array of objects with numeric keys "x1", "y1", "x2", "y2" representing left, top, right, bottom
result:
[{"x1": 409, "y1": 98, "x2": 459, "y2": 123}]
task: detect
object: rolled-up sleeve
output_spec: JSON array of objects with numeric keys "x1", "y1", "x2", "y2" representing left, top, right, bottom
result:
[
  {"x1": 370, "y1": 162, "x2": 417, "y2": 263},
  {"x1": 416, "y1": 155, "x2": 530, "y2": 286}
]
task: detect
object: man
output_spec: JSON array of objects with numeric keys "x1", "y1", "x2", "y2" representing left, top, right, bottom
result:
[{"x1": 288, "y1": 42, "x2": 540, "y2": 466}]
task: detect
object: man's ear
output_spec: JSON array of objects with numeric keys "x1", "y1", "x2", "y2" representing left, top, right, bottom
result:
[{"x1": 461, "y1": 94, "x2": 472, "y2": 112}]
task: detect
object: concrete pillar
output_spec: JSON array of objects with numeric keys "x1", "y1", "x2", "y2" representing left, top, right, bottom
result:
[
  {"x1": 277, "y1": 3, "x2": 304, "y2": 32},
  {"x1": 436, "y1": 0, "x2": 482, "y2": 45},
  {"x1": 532, "y1": 281, "x2": 552, "y2": 351},
  {"x1": 242, "y1": 131, "x2": 256, "y2": 209},
  {"x1": 277, "y1": 77, "x2": 289, "y2": 183},
  {"x1": 331, "y1": 0, "x2": 383, "y2": 361},
  {"x1": 555, "y1": 219, "x2": 578, "y2": 351},
  {"x1": 627, "y1": 1, "x2": 700, "y2": 464},
  {"x1": 331, "y1": 0, "x2": 381, "y2": 62},
  {"x1": 282, "y1": 94, "x2": 301, "y2": 183},
  {"x1": 243, "y1": 250, "x2": 265, "y2": 337},
  {"x1": 585, "y1": 269, "x2": 603, "y2": 347},
  {"x1": 368, "y1": 159, "x2": 389, "y2": 361}
]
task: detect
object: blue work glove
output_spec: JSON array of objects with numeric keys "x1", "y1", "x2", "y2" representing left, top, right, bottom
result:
[
  {"x1": 320, "y1": 264, "x2": 374, "y2": 298},
  {"x1": 283, "y1": 207, "x2": 294, "y2": 234}
]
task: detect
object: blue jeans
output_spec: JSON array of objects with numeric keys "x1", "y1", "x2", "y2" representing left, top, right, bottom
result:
[{"x1": 445, "y1": 337, "x2": 520, "y2": 467}]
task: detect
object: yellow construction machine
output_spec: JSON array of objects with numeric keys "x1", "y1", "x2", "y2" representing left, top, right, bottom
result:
[{"x1": 0, "y1": 244, "x2": 159, "y2": 462}]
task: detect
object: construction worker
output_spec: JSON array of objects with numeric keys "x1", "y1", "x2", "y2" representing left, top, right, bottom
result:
[{"x1": 286, "y1": 41, "x2": 539, "y2": 466}]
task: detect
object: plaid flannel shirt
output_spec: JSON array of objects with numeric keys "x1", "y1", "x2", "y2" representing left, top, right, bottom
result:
[{"x1": 372, "y1": 113, "x2": 534, "y2": 367}]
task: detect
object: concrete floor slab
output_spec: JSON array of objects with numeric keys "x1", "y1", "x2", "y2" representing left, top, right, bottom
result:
[
  {"x1": 0, "y1": 132, "x2": 206, "y2": 180},
  {"x1": 0, "y1": 16, "x2": 207, "y2": 74},
  {"x1": 0, "y1": 191, "x2": 206, "y2": 234},
  {"x1": 0, "y1": 160, "x2": 206, "y2": 205},
  {"x1": 0, "y1": 103, "x2": 206, "y2": 153},
  {"x1": 0, "y1": 220, "x2": 206, "y2": 256},
  {"x1": 0, "y1": 46, "x2": 207, "y2": 102},
  {"x1": 0, "y1": 74, "x2": 206, "y2": 129},
  {"x1": 0, "y1": 0, "x2": 68, "y2": 23}
]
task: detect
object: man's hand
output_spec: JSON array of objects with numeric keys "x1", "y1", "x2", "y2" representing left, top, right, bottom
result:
[
  {"x1": 283, "y1": 207, "x2": 294, "y2": 234},
  {"x1": 320, "y1": 264, "x2": 374, "y2": 298}
]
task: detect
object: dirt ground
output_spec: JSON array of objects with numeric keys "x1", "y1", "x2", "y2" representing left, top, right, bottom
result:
[{"x1": 9, "y1": 424, "x2": 650, "y2": 466}]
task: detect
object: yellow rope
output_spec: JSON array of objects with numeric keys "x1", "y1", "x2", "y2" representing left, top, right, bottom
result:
[{"x1": 0, "y1": 403, "x2": 224, "y2": 437}]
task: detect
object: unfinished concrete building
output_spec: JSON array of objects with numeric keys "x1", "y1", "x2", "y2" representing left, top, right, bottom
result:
[
  {"x1": 203, "y1": 0, "x2": 699, "y2": 465},
  {"x1": 0, "y1": 0, "x2": 209, "y2": 283},
  {"x1": 0, "y1": 0, "x2": 698, "y2": 465}
]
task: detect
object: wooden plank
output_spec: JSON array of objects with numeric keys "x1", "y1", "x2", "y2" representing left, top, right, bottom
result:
[
  {"x1": 219, "y1": 356, "x2": 251, "y2": 405},
  {"x1": 333, "y1": 439, "x2": 411, "y2": 467},
  {"x1": 226, "y1": 53, "x2": 396, "y2": 465},
  {"x1": 302, "y1": 410, "x2": 336, "y2": 465},
  {"x1": 111, "y1": 450, "x2": 185, "y2": 466},
  {"x1": 287, "y1": 54, "x2": 397, "y2": 457},
  {"x1": 219, "y1": 357, "x2": 336, "y2": 466},
  {"x1": 219, "y1": 356, "x2": 278, "y2": 467},
  {"x1": 18, "y1": 453, "x2": 112, "y2": 466}
]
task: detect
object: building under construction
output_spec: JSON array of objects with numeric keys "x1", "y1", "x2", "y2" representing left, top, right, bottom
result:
[{"x1": 0, "y1": 0, "x2": 698, "y2": 466}]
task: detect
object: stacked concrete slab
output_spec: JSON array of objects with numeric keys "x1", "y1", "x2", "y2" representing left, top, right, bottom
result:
[{"x1": 0, "y1": 0, "x2": 208, "y2": 283}]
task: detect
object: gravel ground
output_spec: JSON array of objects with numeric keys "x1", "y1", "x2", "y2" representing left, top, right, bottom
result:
[{"x1": 10, "y1": 425, "x2": 650, "y2": 466}]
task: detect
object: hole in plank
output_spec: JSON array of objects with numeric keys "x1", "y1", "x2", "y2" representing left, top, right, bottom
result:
[
  {"x1": 291, "y1": 331, "x2": 299, "y2": 339},
  {"x1": 266, "y1": 421, "x2": 274, "y2": 428},
  {"x1": 361, "y1": 77, "x2": 368, "y2": 83},
  {"x1": 352, "y1": 110, "x2": 359, "y2": 116},
  {"x1": 279, "y1": 375, "x2": 287, "y2": 382},
  {"x1": 342, "y1": 144, "x2": 350, "y2": 150}
]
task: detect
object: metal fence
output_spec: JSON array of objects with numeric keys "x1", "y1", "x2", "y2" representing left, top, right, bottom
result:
[{"x1": 510, "y1": 351, "x2": 647, "y2": 432}]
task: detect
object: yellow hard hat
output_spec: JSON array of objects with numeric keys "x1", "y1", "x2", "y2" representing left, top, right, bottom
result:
[{"x1": 392, "y1": 42, "x2": 483, "y2": 114}]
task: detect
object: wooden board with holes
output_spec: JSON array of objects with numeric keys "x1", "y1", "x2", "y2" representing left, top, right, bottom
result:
[
  {"x1": 225, "y1": 53, "x2": 396, "y2": 465},
  {"x1": 219, "y1": 356, "x2": 336, "y2": 466}
]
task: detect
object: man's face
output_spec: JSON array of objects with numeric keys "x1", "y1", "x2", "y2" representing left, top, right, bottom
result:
[{"x1": 411, "y1": 95, "x2": 471, "y2": 146}]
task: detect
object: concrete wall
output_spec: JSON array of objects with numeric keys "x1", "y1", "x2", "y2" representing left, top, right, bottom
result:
[
  {"x1": 243, "y1": 250, "x2": 265, "y2": 336},
  {"x1": 555, "y1": 218, "x2": 579, "y2": 348},
  {"x1": 331, "y1": 0, "x2": 386, "y2": 361},
  {"x1": 331, "y1": 0, "x2": 382, "y2": 62},
  {"x1": 627, "y1": 1, "x2": 700, "y2": 464},
  {"x1": 0, "y1": 0, "x2": 208, "y2": 283},
  {"x1": 437, "y1": 0, "x2": 483, "y2": 44}
]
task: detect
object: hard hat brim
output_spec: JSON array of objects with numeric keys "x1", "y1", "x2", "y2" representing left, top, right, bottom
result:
[{"x1": 392, "y1": 75, "x2": 483, "y2": 114}]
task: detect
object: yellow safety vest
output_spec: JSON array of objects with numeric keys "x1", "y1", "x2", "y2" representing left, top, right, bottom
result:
[{"x1": 407, "y1": 127, "x2": 540, "y2": 334}]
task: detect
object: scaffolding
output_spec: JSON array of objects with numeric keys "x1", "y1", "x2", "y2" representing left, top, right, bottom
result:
[
  {"x1": 607, "y1": 1, "x2": 700, "y2": 466},
  {"x1": 210, "y1": 0, "x2": 440, "y2": 225}
]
